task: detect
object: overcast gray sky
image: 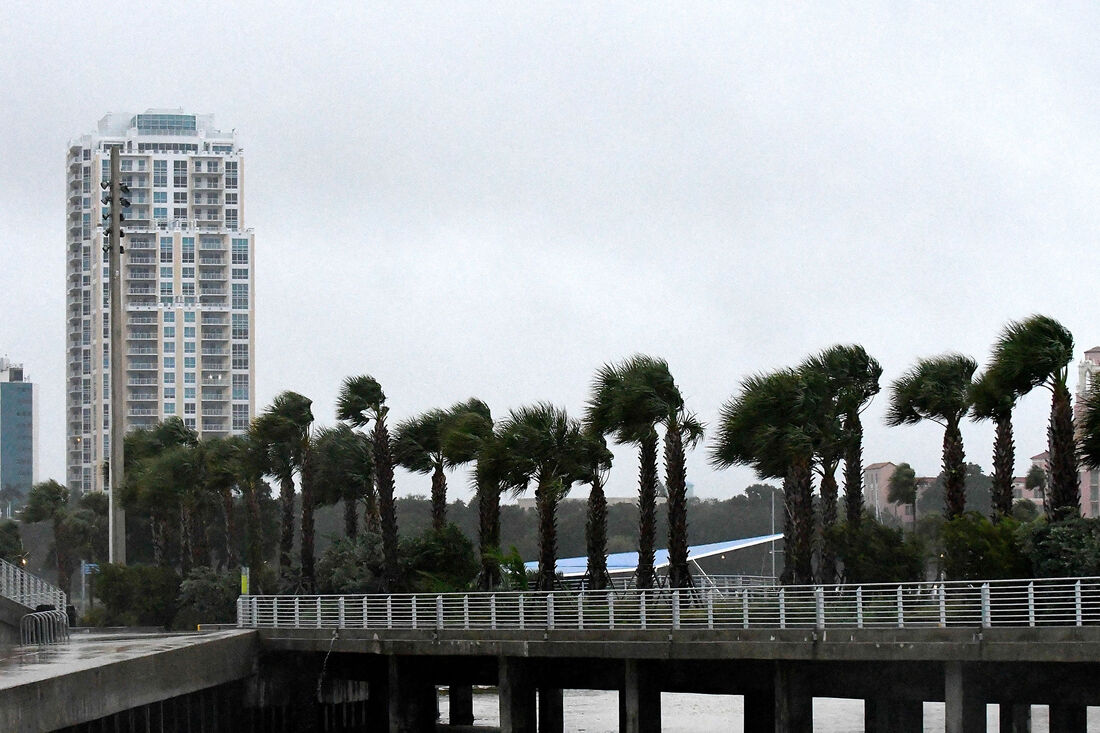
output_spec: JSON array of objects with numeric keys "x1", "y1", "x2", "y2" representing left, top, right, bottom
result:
[{"x1": 2, "y1": 2, "x2": 1098, "y2": 503}]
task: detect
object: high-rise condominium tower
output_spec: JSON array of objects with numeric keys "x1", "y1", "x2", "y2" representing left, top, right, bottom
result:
[
  {"x1": 0, "y1": 358, "x2": 37, "y2": 517},
  {"x1": 65, "y1": 110, "x2": 255, "y2": 496}
]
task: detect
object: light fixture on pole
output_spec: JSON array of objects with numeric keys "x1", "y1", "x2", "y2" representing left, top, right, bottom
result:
[{"x1": 103, "y1": 145, "x2": 127, "y2": 566}]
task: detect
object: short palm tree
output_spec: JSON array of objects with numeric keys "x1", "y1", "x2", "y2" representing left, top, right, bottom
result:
[
  {"x1": 712, "y1": 369, "x2": 817, "y2": 584},
  {"x1": 337, "y1": 375, "x2": 400, "y2": 587},
  {"x1": 969, "y1": 370, "x2": 1018, "y2": 520},
  {"x1": 984, "y1": 316, "x2": 1077, "y2": 518},
  {"x1": 251, "y1": 392, "x2": 314, "y2": 578},
  {"x1": 312, "y1": 424, "x2": 373, "y2": 539},
  {"x1": 393, "y1": 409, "x2": 453, "y2": 530},
  {"x1": 441, "y1": 401, "x2": 500, "y2": 589},
  {"x1": 886, "y1": 354, "x2": 977, "y2": 520},
  {"x1": 1078, "y1": 386, "x2": 1100, "y2": 487},
  {"x1": 887, "y1": 462, "x2": 918, "y2": 530},
  {"x1": 498, "y1": 403, "x2": 591, "y2": 591}
]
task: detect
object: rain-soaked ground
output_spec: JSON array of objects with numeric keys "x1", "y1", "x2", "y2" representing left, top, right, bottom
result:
[{"x1": 0, "y1": 628, "x2": 251, "y2": 689}]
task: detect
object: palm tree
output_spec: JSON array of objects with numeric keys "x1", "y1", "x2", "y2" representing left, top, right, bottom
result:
[
  {"x1": 440, "y1": 401, "x2": 500, "y2": 589},
  {"x1": 578, "y1": 432, "x2": 614, "y2": 590},
  {"x1": 337, "y1": 375, "x2": 399, "y2": 587},
  {"x1": 251, "y1": 392, "x2": 314, "y2": 579},
  {"x1": 1077, "y1": 386, "x2": 1100, "y2": 493},
  {"x1": 23, "y1": 480, "x2": 76, "y2": 594},
  {"x1": 886, "y1": 354, "x2": 977, "y2": 520},
  {"x1": 969, "y1": 371, "x2": 1018, "y2": 520},
  {"x1": 203, "y1": 435, "x2": 245, "y2": 569},
  {"x1": 141, "y1": 441, "x2": 207, "y2": 572},
  {"x1": 498, "y1": 403, "x2": 591, "y2": 591},
  {"x1": 887, "y1": 462, "x2": 918, "y2": 530},
  {"x1": 711, "y1": 369, "x2": 817, "y2": 584},
  {"x1": 393, "y1": 409, "x2": 452, "y2": 530},
  {"x1": 311, "y1": 424, "x2": 373, "y2": 539},
  {"x1": 586, "y1": 356, "x2": 682, "y2": 590},
  {"x1": 983, "y1": 316, "x2": 1078, "y2": 518}
]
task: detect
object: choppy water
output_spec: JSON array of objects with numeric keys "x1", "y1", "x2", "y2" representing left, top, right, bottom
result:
[{"x1": 440, "y1": 690, "x2": 1100, "y2": 732}]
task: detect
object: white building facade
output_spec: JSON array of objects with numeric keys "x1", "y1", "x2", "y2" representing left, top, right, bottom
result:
[{"x1": 65, "y1": 110, "x2": 255, "y2": 495}]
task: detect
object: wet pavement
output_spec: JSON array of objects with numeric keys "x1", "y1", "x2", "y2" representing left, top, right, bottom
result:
[{"x1": 0, "y1": 628, "x2": 253, "y2": 689}]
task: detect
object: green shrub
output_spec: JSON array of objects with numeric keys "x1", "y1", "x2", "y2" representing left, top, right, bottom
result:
[
  {"x1": 827, "y1": 519, "x2": 925, "y2": 584},
  {"x1": 400, "y1": 524, "x2": 478, "y2": 592},
  {"x1": 174, "y1": 567, "x2": 239, "y2": 629},
  {"x1": 316, "y1": 533, "x2": 386, "y2": 594},
  {"x1": 1023, "y1": 518, "x2": 1100, "y2": 577},
  {"x1": 95, "y1": 564, "x2": 181, "y2": 627},
  {"x1": 941, "y1": 513, "x2": 1030, "y2": 580}
]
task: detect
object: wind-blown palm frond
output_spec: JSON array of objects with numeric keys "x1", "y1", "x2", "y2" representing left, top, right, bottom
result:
[
  {"x1": 988, "y1": 315, "x2": 1074, "y2": 396},
  {"x1": 336, "y1": 375, "x2": 386, "y2": 427},
  {"x1": 886, "y1": 354, "x2": 977, "y2": 427}
]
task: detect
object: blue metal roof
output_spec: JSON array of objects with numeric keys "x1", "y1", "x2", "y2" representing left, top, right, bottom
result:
[{"x1": 523, "y1": 533, "x2": 783, "y2": 578}]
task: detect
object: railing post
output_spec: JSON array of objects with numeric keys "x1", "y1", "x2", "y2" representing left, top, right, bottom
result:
[
  {"x1": 1076, "y1": 580, "x2": 1083, "y2": 627},
  {"x1": 856, "y1": 587, "x2": 864, "y2": 629},
  {"x1": 412, "y1": 596, "x2": 418, "y2": 629},
  {"x1": 815, "y1": 586, "x2": 825, "y2": 630},
  {"x1": 547, "y1": 593, "x2": 555, "y2": 630},
  {"x1": 436, "y1": 595, "x2": 444, "y2": 630},
  {"x1": 363, "y1": 597, "x2": 369, "y2": 629},
  {"x1": 672, "y1": 590, "x2": 681, "y2": 630},
  {"x1": 1028, "y1": 582, "x2": 1035, "y2": 627},
  {"x1": 252, "y1": 596, "x2": 258, "y2": 628},
  {"x1": 463, "y1": 595, "x2": 470, "y2": 630},
  {"x1": 707, "y1": 590, "x2": 714, "y2": 630},
  {"x1": 578, "y1": 592, "x2": 585, "y2": 630},
  {"x1": 939, "y1": 584, "x2": 947, "y2": 627},
  {"x1": 897, "y1": 585, "x2": 904, "y2": 628},
  {"x1": 316, "y1": 597, "x2": 322, "y2": 628},
  {"x1": 779, "y1": 588, "x2": 786, "y2": 629},
  {"x1": 640, "y1": 591, "x2": 647, "y2": 630},
  {"x1": 490, "y1": 594, "x2": 497, "y2": 630},
  {"x1": 742, "y1": 588, "x2": 749, "y2": 629},
  {"x1": 294, "y1": 597, "x2": 300, "y2": 627},
  {"x1": 519, "y1": 594, "x2": 525, "y2": 630},
  {"x1": 609, "y1": 594, "x2": 615, "y2": 630},
  {"x1": 981, "y1": 583, "x2": 991, "y2": 629},
  {"x1": 386, "y1": 596, "x2": 393, "y2": 628}
]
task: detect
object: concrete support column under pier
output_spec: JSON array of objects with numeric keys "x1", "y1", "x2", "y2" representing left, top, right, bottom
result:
[
  {"x1": 865, "y1": 698, "x2": 921, "y2": 733},
  {"x1": 1048, "y1": 704, "x2": 1086, "y2": 732},
  {"x1": 774, "y1": 663, "x2": 811, "y2": 733},
  {"x1": 999, "y1": 703, "x2": 1030, "y2": 733},
  {"x1": 945, "y1": 662, "x2": 985, "y2": 733},
  {"x1": 449, "y1": 684, "x2": 474, "y2": 726},
  {"x1": 538, "y1": 688, "x2": 563, "y2": 733},
  {"x1": 388, "y1": 656, "x2": 437, "y2": 733},
  {"x1": 499, "y1": 657, "x2": 536, "y2": 733},
  {"x1": 620, "y1": 659, "x2": 661, "y2": 733}
]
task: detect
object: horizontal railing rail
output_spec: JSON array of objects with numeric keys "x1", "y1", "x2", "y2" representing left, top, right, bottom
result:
[
  {"x1": 237, "y1": 577, "x2": 1100, "y2": 633},
  {"x1": 0, "y1": 558, "x2": 67, "y2": 612},
  {"x1": 20, "y1": 610, "x2": 70, "y2": 646}
]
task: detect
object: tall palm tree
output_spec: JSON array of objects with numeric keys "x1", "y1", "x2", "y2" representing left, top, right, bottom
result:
[
  {"x1": 251, "y1": 392, "x2": 314, "y2": 578},
  {"x1": 586, "y1": 356, "x2": 676, "y2": 590},
  {"x1": 984, "y1": 316, "x2": 1077, "y2": 518},
  {"x1": 969, "y1": 371, "x2": 1018, "y2": 520},
  {"x1": 712, "y1": 369, "x2": 818, "y2": 584},
  {"x1": 886, "y1": 354, "x2": 977, "y2": 520},
  {"x1": 337, "y1": 375, "x2": 399, "y2": 587},
  {"x1": 312, "y1": 424, "x2": 373, "y2": 539},
  {"x1": 1078, "y1": 386, "x2": 1100, "y2": 488},
  {"x1": 142, "y1": 441, "x2": 207, "y2": 572},
  {"x1": 441, "y1": 401, "x2": 500, "y2": 589},
  {"x1": 203, "y1": 435, "x2": 244, "y2": 569},
  {"x1": 393, "y1": 409, "x2": 452, "y2": 530},
  {"x1": 498, "y1": 403, "x2": 591, "y2": 591}
]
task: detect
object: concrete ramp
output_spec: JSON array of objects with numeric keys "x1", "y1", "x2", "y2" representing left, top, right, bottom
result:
[{"x1": 0, "y1": 629, "x2": 257, "y2": 732}]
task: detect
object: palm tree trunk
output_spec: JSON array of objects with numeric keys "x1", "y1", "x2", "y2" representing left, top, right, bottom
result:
[
  {"x1": 1049, "y1": 381, "x2": 1080, "y2": 518},
  {"x1": 180, "y1": 506, "x2": 193, "y2": 575},
  {"x1": 991, "y1": 412, "x2": 1015, "y2": 521},
  {"x1": 343, "y1": 495, "x2": 358, "y2": 540},
  {"x1": 586, "y1": 474, "x2": 609, "y2": 591},
  {"x1": 535, "y1": 477, "x2": 558, "y2": 591},
  {"x1": 246, "y1": 480, "x2": 263, "y2": 575},
  {"x1": 222, "y1": 489, "x2": 237, "y2": 569},
  {"x1": 636, "y1": 430, "x2": 659, "y2": 590},
  {"x1": 151, "y1": 516, "x2": 165, "y2": 567},
  {"x1": 843, "y1": 411, "x2": 864, "y2": 526},
  {"x1": 818, "y1": 464, "x2": 839, "y2": 584},
  {"x1": 278, "y1": 475, "x2": 295, "y2": 573},
  {"x1": 782, "y1": 459, "x2": 814, "y2": 585},
  {"x1": 373, "y1": 415, "x2": 400, "y2": 588},
  {"x1": 942, "y1": 420, "x2": 966, "y2": 520},
  {"x1": 430, "y1": 464, "x2": 447, "y2": 530},
  {"x1": 364, "y1": 485, "x2": 382, "y2": 535},
  {"x1": 664, "y1": 426, "x2": 691, "y2": 589},
  {"x1": 300, "y1": 446, "x2": 316, "y2": 592},
  {"x1": 477, "y1": 478, "x2": 502, "y2": 591},
  {"x1": 193, "y1": 501, "x2": 211, "y2": 569}
]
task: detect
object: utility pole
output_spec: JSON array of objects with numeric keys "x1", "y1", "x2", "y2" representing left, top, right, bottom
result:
[{"x1": 103, "y1": 145, "x2": 128, "y2": 565}]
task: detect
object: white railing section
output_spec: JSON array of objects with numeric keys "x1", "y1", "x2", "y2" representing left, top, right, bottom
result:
[
  {"x1": 236, "y1": 577, "x2": 1100, "y2": 632},
  {"x1": 20, "y1": 610, "x2": 70, "y2": 646},
  {"x1": 0, "y1": 558, "x2": 67, "y2": 611}
]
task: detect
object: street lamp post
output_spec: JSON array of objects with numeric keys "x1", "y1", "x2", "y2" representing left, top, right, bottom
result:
[{"x1": 103, "y1": 145, "x2": 128, "y2": 566}]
